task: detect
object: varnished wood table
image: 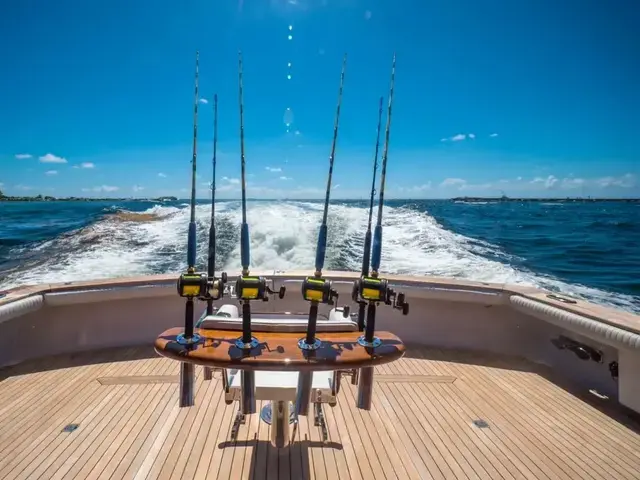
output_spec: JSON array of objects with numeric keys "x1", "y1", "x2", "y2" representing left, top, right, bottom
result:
[{"x1": 155, "y1": 327, "x2": 405, "y2": 371}]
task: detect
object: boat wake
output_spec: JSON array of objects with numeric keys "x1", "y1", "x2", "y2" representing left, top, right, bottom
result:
[{"x1": 1, "y1": 201, "x2": 638, "y2": 314}]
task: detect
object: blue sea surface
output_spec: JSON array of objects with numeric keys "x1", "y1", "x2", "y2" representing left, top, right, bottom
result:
[{"x1": 0, "y1": 199, "x2": 638, "y2": 313}]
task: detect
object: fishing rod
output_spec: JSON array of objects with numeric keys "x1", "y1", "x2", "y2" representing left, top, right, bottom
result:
[
  {"x1": 175, "y1": 51, "x2": 202, "y2": 350},
  {"x1": 299, "y1": 53, "x2": 348, "y2": 348},
  {"x1": 173, "y1": 51, "x2": 209, "y2": 407},
  {"x1": 296, "y1": 54, "x2": 350, "y2": 416},
  {"x1": 352, "y1": 54, "x2": 409, "y2": 411},
  {"x1": 201, "y1": 94, "x2": 228, "y2": 315},
  {"x1": 353, "y1": 96, "x2": 384, "y2": 331},
  {"x1": 233, "y1": 51, "x2": 286, "y2": 415}
]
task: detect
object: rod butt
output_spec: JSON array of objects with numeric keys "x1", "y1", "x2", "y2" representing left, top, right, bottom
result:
[
  {"x1": 356, "y1": 366, "x2": 374, "y2": 410},
  {"x1": 179, "y1": 362, "x2": 196, "y2": 407},
  {"x1": 295, "y1": 372, "x2": 313, "y2": 416},
  {"x1": 241, "y1": 370, "x2": 256, "y2": 414}
]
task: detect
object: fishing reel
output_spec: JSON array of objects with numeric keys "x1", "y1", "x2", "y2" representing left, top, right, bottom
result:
[
  {"x1": 234, "y1": 274, "x2": 286, "y2": 350},
  {"x1": 301, "y1": 276, "x2": 350, "y2": 314},
  {"x1": 235, "y1": 275, "x2": 286, "y2": 302},
  {"x1": 177, "y1": 270, "x2": 228, "y2": 302},
  {"x1": 351, "y1": 275, "x2": 409, "y2": 315},
  {"x1": 177, "y1": 271, "x2": 208, "y2": 299}
]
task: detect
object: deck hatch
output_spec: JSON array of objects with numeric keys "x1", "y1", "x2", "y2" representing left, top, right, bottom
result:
[{"x1": 472, "y1": 419, "x2": 490, "y2": 428}]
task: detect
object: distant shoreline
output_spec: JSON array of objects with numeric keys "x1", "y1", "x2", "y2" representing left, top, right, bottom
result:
[
  {"x1": 451, "y1": 196, "x2": 640, "y2": 203},
  {"x1": 0, "y1": 195, "x2": 638, "y2": 203},
  {"x1": 0, "y1": 195, "x2": 177, "y2": 202}
]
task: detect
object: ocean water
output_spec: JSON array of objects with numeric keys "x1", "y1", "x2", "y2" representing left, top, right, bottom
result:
[{"x1": 0, "y1": 199, "x2": 638, "y2": 314}]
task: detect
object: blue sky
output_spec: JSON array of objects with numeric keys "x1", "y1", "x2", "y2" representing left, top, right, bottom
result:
[{"x1": 0, "y1": 0, "x2": 638, "y2": 199}]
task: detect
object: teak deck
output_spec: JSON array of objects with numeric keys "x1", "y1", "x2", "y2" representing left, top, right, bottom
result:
[
  {"x1": 1, "y1": 345, "x2": 640, "y2": 480},
  {"x1": 155, "y1": 328, "x2": 405, "y2": 371}
]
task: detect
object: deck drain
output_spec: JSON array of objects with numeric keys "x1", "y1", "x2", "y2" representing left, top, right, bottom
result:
[
  {"x1": 472, "y1": 419, "x2": 489, "y2": 428},
  {"x1": 62, "y1": 424, "x2": 79, "y2": 433}
]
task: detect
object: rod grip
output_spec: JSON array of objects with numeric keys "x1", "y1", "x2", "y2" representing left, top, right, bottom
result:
[
  {"x1": 187, "y1": 222, "x2": 197, "y2": 267},
  {"x1": 361, "y1": 229, "x2": 372, "y2": 275},
  {"x1": 184, "y1": 298, "x2": 194, "y2": 338},
  {"x1": 370, "y1": 224, "x2": 382, "y2": 272},
  {"x1": 207, "y1": 225, "x2": 215, "y2": 277},
  {"x1": 315, "y1": 224, "x2": 328, "y2": 271},
  {"x1": 241, "y1": 223, "x2": 250, "y2": 268},
  {"x1": 242, "y1": 302, "x2": 252, "y2": 344}
]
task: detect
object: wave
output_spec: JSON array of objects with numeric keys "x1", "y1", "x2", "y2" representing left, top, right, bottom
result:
[{"x1": 0, "y1": 201, "x2": 638, "y2": 314}]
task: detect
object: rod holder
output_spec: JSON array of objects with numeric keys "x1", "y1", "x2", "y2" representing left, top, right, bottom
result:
[
  {"x1": 295, "y1": 372, "x2": 313, "y2": 416},
  {"x1": 356, "y1": 366, "x2": 374, "y2": 410},
  {"x1": 179, "y1": 362, "x2": 196, "y2": 407},
  {"x1": 240, "y1": 370, "x2": 256, "y2": 415}
]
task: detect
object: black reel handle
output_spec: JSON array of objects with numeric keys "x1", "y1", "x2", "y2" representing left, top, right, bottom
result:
[
  {"x1": 300, "y1": 276, "x2": 351, "y2": 350},
  {"x1": 234, "y1": 275, "x2": 287, "y2": 348}
]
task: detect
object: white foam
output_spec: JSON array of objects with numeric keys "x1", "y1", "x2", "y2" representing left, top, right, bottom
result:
[{"x1": 1, "y1": 201, "x2": 637, "y2": 313}]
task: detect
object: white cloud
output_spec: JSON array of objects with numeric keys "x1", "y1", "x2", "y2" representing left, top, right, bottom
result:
[
  {"x1": 265, "y1": 166, "x2": 282, "y2": 173},
  {"x1": 460, "y1": 182, "x2": 494, "y2": 191},
  {"x1": 199, "y1": 98, "x2": 209, "y2": 104},
  {"x1": 45, "y1": 170, "x2": 58, "y2": 176},
  {"x1": 441, "y1": 134, "x2": 469, "y2": 142},
  {"x1": 15, "y1": 153, "x2": 32, "y2": 159},
  {"x1": 280, "y1": 176, "x2": 293, "y2": 180},
  {"x1": 489, "y1": 133, "x2": 499, "y2": 137},
  {"x1": 333, "y1": 184, "x2": 340, "y2": 190},
  {"x1": 595, "y1": 173, "x2": 636, "y2": 188},
  {"x1": 516, "y1": 176, "x2": 522, "y2": 181},
  {"x1": 158, "y1": 172, "x2": 167, "y2": 178},
  {"x1": 440, "y1": 178, "x2": 467, "y2": 188},
  {"x1": 222, "y1": 176, "x2": 240, "y2": 184},
  {"x1": 15, "y1": 184, "x2": 33, "y2": 191},
  {"x1": 530, "y1": 175, "x2": 558, "y2": 188},
  {"x1": 133, "y1": 185, "x2": 144, "y2": 192},
  {"x1": 39, "y1": 153, "x2": 67, "y2": 164},
  {"x1": 73, "y1": 161, "x2": 95, "y2": 169},
  {"x1": 218, "y1": 183, "x2": 239, "y2": 192},
  {"x1": 90, "y1": 185, "x2": 119, "y2": 192}
]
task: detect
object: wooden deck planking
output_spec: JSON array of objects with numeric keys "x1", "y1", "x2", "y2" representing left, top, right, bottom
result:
[{"x1": 0, "y1": 346, "x2": 639, "y2": 480}]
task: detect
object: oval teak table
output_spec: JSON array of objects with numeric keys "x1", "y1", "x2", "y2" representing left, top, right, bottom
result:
[{"x1": 155, "y1": 327, "x2": 405, "y2": 372}]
